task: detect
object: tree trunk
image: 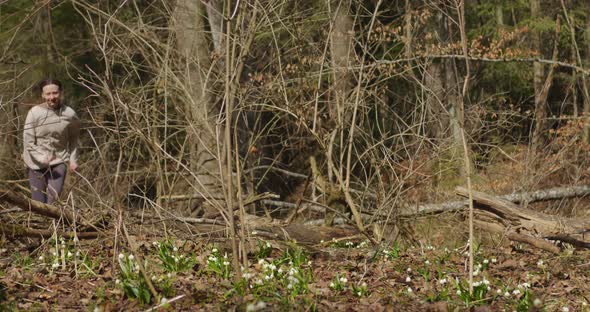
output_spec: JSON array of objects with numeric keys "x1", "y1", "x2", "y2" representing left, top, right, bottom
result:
[
  {"x1": 584, "y1": 11, "x2": 590, "y2": 142},
  {"x1": 173, "y1": 0, "x2": 224, "y2": 201},
  {"x1": 205, "y1": 0, "x2": 224, "y2": 57},
  {"x1": 495, "y1": 3, "x2": 504, "y2": 26},
  {"x1": 530, "y1": 0, "x2": 546, "y2": 151},
  {"x1": 329, "y1": 0, "x2": 354, "y2": 126}
]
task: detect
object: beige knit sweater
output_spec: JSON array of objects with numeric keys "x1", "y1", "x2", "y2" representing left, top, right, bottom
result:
[{"x1": 23, "y1": 103, "x2": 80, "y2": 170}]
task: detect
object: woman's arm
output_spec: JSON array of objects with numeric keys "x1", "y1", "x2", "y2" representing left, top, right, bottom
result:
[{"x1": 23, "y1": 108, "x2": 50, "y2": 164}]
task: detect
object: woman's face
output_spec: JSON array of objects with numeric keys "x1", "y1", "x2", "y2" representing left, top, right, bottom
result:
[{"x1": 41, "y1": 84, "x2": 62, "y2": 109}]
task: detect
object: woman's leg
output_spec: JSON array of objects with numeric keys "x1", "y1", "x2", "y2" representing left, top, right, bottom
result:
[
  {"x1": 47, "y1": 163, "x2": 67, "y2": 204},
  {"x1": 28, "y1": 168, "x2": 48, "y2": 203}
]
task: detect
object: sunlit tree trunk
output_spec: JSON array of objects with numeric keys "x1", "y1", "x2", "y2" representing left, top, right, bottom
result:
[
  {"x1": 173, "y1": 0, "x2": 223, "y2": 199},
  {"x1": 329, "y1": 0, "x2": 353, "y2": 126},
  {"x1": 205, "y1": 0, "x2": 224, "y2": 57},
  {"x1": 495, "y1": 3, "x2": 504, "y2": 26}
]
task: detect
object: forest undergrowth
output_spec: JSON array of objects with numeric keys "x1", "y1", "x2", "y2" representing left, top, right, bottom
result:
[
  {"x1": 1, "y1": 223, "x2": 588, "y2": 311},
  {"x1": 1, "y1": 145, "x2": 590, "y2": 312}
]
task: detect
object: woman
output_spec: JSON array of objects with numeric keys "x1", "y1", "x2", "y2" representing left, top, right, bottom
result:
[{"x1": 23, "y1": 79, "x2": 80, "y2": 204}]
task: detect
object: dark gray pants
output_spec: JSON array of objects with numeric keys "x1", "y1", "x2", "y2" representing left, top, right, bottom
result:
[{"x1": 28, "y1": 163, "x2": 67, "y2": 204}]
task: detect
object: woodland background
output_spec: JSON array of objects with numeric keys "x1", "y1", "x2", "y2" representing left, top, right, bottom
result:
[{"x1": 1, "y1": 0, "x2": 590, "y2": 310}]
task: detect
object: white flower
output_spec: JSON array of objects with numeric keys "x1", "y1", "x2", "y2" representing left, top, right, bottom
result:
[
  {"x1": 562, "y1": 307, "x2": 569, "y2": 312},
  {"x1": 278, "y1": 268, "x2": 284, "y2": 274},
  {"x1": 128, "y1": 254, "x2": 135, "y2": 261},
  {"x1": 167, "y1": 273, "x2": 172, "y2": 279},
  {"x1": 533, "y1": 298, "x2": 542, "y2": 307},
  {"x1": 518, "y1": 282, "x2": 530, "y2": 289},
  {"x1": 361, "y1": 282, "x2": 367, "y2": 287},
  {"x1": 118, "y1": 253, "x2": 124, "y2": 259},
  {"x1": 38, "y1": 256, "x2": 44, "y2": 261},
  {"x1": 243, "y1": 273, "x2": 254, "y2": 280},
  {"x1": 424, "y1": 260, "x2": 430, "y2": 265},
  {"x1": 152, "y1": 241, "x2": 158, "y2": 246},
  {"x1": 339, "y1": 277, "x2": 348, "y2": 284},
  {"x1": 287, "y1": 283, "x2": 293, "y2": 289},
  {"x1": 504, "y1": 291, "x2": 510, "y2": 298},
  {"x1": 482, "y1": 278, "x2": 490, "y2": 285},
  {"x1": 67, "y1": 251, "x2": 72, "y2": 258},
  {"x1": 52, "y1": 262, "x2": 60, "y2": 269},
  {"x1": 115, "y1": 279, "x2": 120, "y2": 284},
  {"x1": 75, "y1": 251, "x2": 80, "y2": 257},
  {"x1": 173, "y1": 247, "x2": 178, "y2": 252},
  {"x1": 257, "y1": 259, "x2": 265, "y2": 265},
  {"x1": 307, "y1": 261, "x2": 312, "y2": 266},
  {"x1": 456, "y1": 290, "x2": 462, "y2": 295},
  {"x1": 483, "y1": 259, "x2": 489, "y2": 264},
  {"x1": 212, "y1": 248, "x2": 218, "y2": 253},
  {"x1": 406, "y1": 276, "x2": 411, "y2": 282},
  {"x1": 496, "y1": 289, "x2": 502, "y2": 294},
  {"x1": 208, "y1": 256, "x2": 217, "y2": 262},
  {"x1": 406, "y1": 267, "x2": 412, "y2": 273},
  {"x1": 264, "y1": 275, "x2": 271, "y2": 281},
  {"x1": 512, "y1": 289, "x2": 521, "y2": 296},
  {"x1": 491, "y1": 258, "x2": 497, "y2": 263},
  {"x1": 266, "y1": 242, "x2": 271, "y2": 248},
  {"x1": 151, "y1": 275, "x2": 156, "y2": 281},
  {"x1": 223, "y1": 261, "x2": 230, "y2": 266},
  {"x1": 255, "y1": 279, "x2": 263, "y2": 285},
  {"x1": 473, "y1": 270, "x2": 479, "y2": 276},
  {"x1": 407, "y1": 287, "x2": 413, "y2": 293},
  {"x1": 329, "y1": 282, "x2": 335, "y2": 288},
  {"x1": 160, "y1": 297, "x2": 168, "y2": 304},
  {"x1": 438, "y1": 278, "x2": 447, "y2": 285}
]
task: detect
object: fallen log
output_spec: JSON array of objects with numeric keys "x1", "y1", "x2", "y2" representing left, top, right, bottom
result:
[
  {"x1": 0, "y1": 224, "x2": 99, "y2": 239},
  {"x1": 401, "y1": 184, "x2": 590, "y2": 216},
  {"x1": 0, "y1": 188, "x2": 75, "y2": 223},
  {"x1": 455, "y1": 187, "x2": 590, "y2": 252}
]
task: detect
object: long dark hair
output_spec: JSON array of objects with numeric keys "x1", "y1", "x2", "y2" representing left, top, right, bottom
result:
[{"x1": 37, "y1": 79, "x2": 63, "y2": 95}]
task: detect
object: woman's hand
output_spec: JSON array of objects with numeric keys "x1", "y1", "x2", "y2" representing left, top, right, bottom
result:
[{"x1": 43, "y1": 152, "x2": 56, "y2": 165}]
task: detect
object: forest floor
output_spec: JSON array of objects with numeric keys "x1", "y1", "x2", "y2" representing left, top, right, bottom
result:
[{"x1": 0, "y1": 218, "x2": 589, "y2": 311}]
